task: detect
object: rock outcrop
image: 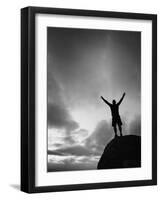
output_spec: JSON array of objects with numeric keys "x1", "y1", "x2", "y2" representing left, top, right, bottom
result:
[{"x1": 97, "y1": 135, "x2": 141, "y2": 169}]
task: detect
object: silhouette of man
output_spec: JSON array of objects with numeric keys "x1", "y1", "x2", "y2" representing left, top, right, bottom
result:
[{"x1": 101, "y1": 93, "x2": 126, "y2": 137}]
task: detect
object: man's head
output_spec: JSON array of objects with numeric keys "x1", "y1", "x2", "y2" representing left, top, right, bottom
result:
[{"x1": 112, "y1": 100, "x2": 116, "y2": 105}]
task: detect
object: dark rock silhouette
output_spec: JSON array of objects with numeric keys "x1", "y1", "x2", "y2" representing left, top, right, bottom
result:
[{"x1": 97, "y1": 135, "x2": 141, "y2": 169}]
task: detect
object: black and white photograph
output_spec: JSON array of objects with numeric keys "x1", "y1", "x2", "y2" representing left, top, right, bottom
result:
[
  {"x1": 20, "y1": 6, "x2": 157, "y2": 193},
  {"x1": 47, "y1": 27, "x2": 141, "y2": 172}
]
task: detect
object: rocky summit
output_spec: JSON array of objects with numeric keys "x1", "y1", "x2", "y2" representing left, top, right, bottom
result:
[{"x1": 97, "y1": 135, "x2": 141, "y2": 169}]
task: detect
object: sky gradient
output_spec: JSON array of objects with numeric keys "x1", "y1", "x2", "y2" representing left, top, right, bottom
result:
[{"x1": 47, "y1": 27, "x2": 141, "y2": 172}]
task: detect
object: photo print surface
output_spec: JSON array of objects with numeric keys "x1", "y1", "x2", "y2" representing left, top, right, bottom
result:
[{"x1": 47, "y1": 27, "x2": 141, "y2": 172}]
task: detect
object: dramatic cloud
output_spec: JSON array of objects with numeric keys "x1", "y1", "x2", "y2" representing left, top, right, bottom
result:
[
  {"x1": 48, "y1": 120, "x2": 114, "y2": 157},
  {"x1": 48, "y1": 156, "x2": 97, "y2": 172},
  {"x1": 47, "y1": 120, "x2": 113, "y2": 172},
  {"x1": 86, "y1": 120, "x2": 113, "y2": 153},
  {"x1": 48, "y1": 145, "x2": 94, "y2": 156},
  {"x1": 48, "y1": 150, "x2": 64, "y2": 156},
  {"x1": 129, "y1": 115, "x2": 141, "y2": 136},
  {"x1": 47, "y1": 73, "x2": 79, "y2": 131},
  {"x1": 48, "y1": 115, "x2": 141, "y2": 172},
  {"x1": 48, "y1": 103, "x2": 79, "y2": 131}
]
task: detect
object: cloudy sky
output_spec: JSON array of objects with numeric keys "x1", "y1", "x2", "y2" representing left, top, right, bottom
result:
[{"x1": 47, "y1": 27, "x2": 141, "y2": 172}]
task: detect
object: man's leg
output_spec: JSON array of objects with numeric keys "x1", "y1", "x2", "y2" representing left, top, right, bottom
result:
[
  {"x1": 118, "y1": 125, "x2": 123, "y2": 136},
  {"x1": 113, "y1": 125, "x2": 118, "y2": 137}
]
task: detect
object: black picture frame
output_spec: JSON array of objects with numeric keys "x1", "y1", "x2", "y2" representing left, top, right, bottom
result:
[{"x1": 21, "y1": 6, "x2": 157, "y2": 193}]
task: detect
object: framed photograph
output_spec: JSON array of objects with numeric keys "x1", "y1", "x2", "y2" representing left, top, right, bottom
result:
[{"x1": 21, "y1": 6, "x2": 157, "y2": 193}]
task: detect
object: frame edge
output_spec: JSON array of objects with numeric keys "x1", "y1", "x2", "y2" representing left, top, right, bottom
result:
[{"x1": 21, "y1": 7, "x2": 30, "y2": 193}]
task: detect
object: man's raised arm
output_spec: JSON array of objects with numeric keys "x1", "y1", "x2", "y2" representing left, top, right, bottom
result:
[
  {"x1": 100, "y1": 96, "x2": 111, "y2": 106},
  {"x1": 117, "y1": 92, "x2": 126, "y2": 106}
]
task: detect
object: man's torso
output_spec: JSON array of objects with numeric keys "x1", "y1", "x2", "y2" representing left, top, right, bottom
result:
[{"x1": 110, "y1": 104, "x2": 119, "y2": 118}]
